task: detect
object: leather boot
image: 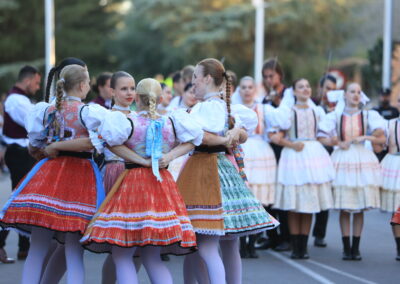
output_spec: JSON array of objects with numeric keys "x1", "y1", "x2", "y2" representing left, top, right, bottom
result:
[{"x1": 342, "y1": 236, "x2": 352, "y2": 260}]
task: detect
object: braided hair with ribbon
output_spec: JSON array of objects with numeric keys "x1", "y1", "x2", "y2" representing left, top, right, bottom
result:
[{"x1": 136, "y1": 78, "x2": 165, "y2": 182}]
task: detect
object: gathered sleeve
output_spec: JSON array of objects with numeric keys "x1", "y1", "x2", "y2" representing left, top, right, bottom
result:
[
  {"x1": 79, "y1": 104, "x2": 110, "y2": 131},
  {"x1": 89, "y1": 111, "x2": 133, "y2": 153},
  {"x1": 267, "y1": 106, "x2": 292, "y2": 133},
  {"x1": 231, "y1": 104, "x2": 258, "y2": 134},
  {"x1": 169, "y1": 109, "x2": 204, "y2": 146},
  {"x1": 317, "y1": 111, "x2": 337, "y2": 138},
  {"x1": 367, "y1": 110, "x2": 386, "y2": 134},
  {"x1": 189, "y1": 99, "x2": 226, "y2": 133},
  {"x1": 25, "y1": 102, "x2": 51, "y2": 148}
]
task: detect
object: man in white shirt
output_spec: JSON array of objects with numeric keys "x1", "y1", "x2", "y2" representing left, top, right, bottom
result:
[{"x1": 0, "y1": 65, "x2": 41, "y2": 263}]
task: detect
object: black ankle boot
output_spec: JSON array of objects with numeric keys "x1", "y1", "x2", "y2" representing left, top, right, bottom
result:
[
  {"x1": 290, "y1": 235, "x2": 301, "y2": 259},
  {"x1": 299, "y1": 235, "x2": 309, "y2": 259},
  {"x1": 240, "y1": 236, "x2": 249, "y2": 258},
  {"x1": 248, "y1": 235, "x2": 259, "y2": 258},
  {"x1": 395, "y1": 237, "x2": 400, "y2": 261},
  {"x1": 342, "y1": 236, "x2": 352, "y2": 260},
  {"x1": 351, "y1": 236, "x2": 362, "y2": 261}
]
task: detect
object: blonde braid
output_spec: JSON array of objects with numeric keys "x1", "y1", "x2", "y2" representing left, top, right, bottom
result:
[{"x1": 149, "y1": 91, "x2": 157, "y2": 120}]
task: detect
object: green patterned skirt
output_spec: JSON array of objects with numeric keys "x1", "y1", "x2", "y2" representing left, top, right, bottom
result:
[{"x1": 218, "y1": 154, "x2": 279, "y2": 237}]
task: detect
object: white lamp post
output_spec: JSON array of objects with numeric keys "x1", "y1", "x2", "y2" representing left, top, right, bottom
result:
[
  {"x1": 382, "y1": 0, "x2": 393, "y2": 89},
  {"x1": 252, "y1": 0, "x2": 265, "y2": 85},
  {"x1": 45, "y1": 0, "x2": 55, "y2": 81}
]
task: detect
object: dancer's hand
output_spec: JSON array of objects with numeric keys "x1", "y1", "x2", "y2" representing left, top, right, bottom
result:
[
  {"x1": 353, "y1": 136, "x2": 367, "y2": 144},
  {"x1": 159, "y1": 153, "x2": 173, "y2": 168},
  {"x1": 338, "y1": 141, "x2": 351, "y2": 150},
  {"x1": 141, "y1": 158, "x2": 151, "y2": 168},
  {"x1": 44, "y1": 143, "x2": 59, "y2": 159},
  {"x1": 226, "y1": 128, "x2": 241, "y2": 147},
  {"x1": 292, "y1": 142, "x2": 304, "y2": 152},
  {"x1": 28, "y1": 144, "x2": 46, "y2": 160}
]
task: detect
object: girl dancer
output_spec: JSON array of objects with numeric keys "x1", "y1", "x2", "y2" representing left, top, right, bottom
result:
[
  {"x1": 379, "y1": 97, "x2": 400, "y2": 260},
  {"x1": 318, "y1": 83, "x2": 385, "y2": 260},
  {"x1": 81, "y1": 78, "x2": 203, "y2": 284},
  {"x1": 167, "y1": 82, "x2": 198, "y2": 181},
  {"x1": 100, "y1": 71, "x2": 141, "y2": 284},
  {"x1": 177, "y1": 58, "x2": 279, "y2": 284},
  {"x1": 269, "y1": 78, "x2": 335, "y2": 259},
  {"x1": 238, "y1": 76, "x2": 277, "y2": 259},
  {"x1": 0, "y1": 65, "x2": 106, "y2": 284},
  {"x1": 39, "y1": 58, "x2": 88, "y2": 284}
]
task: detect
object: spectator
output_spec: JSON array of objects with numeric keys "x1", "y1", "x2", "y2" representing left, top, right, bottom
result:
[{"x1": 0, "y1": 65, "x2": 41, "y2": 263}]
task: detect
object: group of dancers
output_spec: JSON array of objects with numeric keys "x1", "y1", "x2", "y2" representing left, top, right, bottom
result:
[
  {"x1": 233, "y1": 63, "x2": 400, "y2": 263},
  {"x1": 0, "y1": 54, "x2": 399, "y2": 284},
  {"x1": 0, "y1": 57, "x2": 278, "y2": 284}
]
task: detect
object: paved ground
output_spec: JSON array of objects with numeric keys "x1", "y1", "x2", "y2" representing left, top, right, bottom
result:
[{"x1": 0, "y1": 173, "x2": 399, "y2": 283}]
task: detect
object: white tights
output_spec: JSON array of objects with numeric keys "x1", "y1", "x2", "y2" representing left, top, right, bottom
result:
[
  {"x1": 220, "y1": 238, "x2": 242, "y2": 284},
  {"x1": 183, "y1": 252, "x2": 209, "y2": 284},
  {"x1": 22, "y1": 228, "x2": 85, "y2": 284},
  {"x1": 64, "y1": 233, "x2": 85, "y2": 284},
  {"x1": 40, "y1": 243, "x2": 66, "y2": 284},
  {"x1": 141, "y1": 246, "x2": 172, "y2": 284},
  {"x1": 111, "y1": 246, "x2": 138, "y2": 284},
  {"x1": 102, "y1": 251, "x2": 142, "y2": 284},
  {"x1": 22, "y1": 228, "x2": 53, "y2": 284},
  {"x1": 196, "y1": 234, "x2": 225, "y2": 284}
]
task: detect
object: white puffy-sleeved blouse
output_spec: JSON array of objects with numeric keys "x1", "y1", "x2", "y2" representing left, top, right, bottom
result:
[
  {"x1": 25, "y1": 98, "x2": 109, "y2": 148},
  {"x1": 318, "y1": 109, "x2": 385, "y2": 141},
  {"x1": 93, "y1": 109, "x2": 204, "y2": 154},
  {"x1": 189, "y1": 97, "x2": 258, "y2": 135},
  {"x1": 268, "y1": 105, "x2": 326, "y2": 141}
]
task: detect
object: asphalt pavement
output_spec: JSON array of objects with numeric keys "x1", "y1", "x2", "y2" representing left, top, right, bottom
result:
[{"x1": 0, "y1": 173, "x2": 399, "y2": 284}]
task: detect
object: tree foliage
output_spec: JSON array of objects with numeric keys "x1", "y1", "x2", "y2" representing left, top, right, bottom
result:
[
  {"x1": 362, "y1": 39, "x2": 384, "y2": 95},
  {"x1": 110, "y1": 0, "x2": 361, "y2": 85},
  {"x1": 0, "y1": 0, "x2": 124, "y2": 94},
  {"x1": 0, "y1": 0, "x2": 369, "y2": 94}
]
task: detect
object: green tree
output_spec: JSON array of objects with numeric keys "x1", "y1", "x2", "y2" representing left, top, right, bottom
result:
[
  {"x1": 0, "y1": 0, "x2": 125, "y2": 95},
  {"x1": 362, "y1": 38, "x2": 384, "y2": 95},
  {"x1": 110, "y1": 0, "x2": 361, "y2": 85}
]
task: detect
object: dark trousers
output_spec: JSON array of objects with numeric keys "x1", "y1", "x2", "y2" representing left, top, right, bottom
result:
[
  {"x1": 267, "y1": 144, "x2": 290, "y2": 244},
  {"x1": 312, "y1": 210, "x2": 329, "y2": 239},
  {"x1": 0, "y1": 144, "x2": 36, "y2": 251},
  {"x1": 265, "y1": 206, "x2": 290, "y2": 245},
  {"x1": 376, "y1": 149, "x2": 388, "y2": 162}
]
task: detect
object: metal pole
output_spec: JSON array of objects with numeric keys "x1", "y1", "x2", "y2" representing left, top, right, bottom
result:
[
  {"x1": 253, "y1": 0, "x2": 265, "y2": 85},
  {"x1": 382, "y1": 0, "x2": 392, "y2": 89},
  {"x1": 45, "y1": 0, "x2": 55, "y2": 78}
]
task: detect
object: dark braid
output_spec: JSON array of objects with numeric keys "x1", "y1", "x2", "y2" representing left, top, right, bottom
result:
[
  {"x1": 44, "y1": 67, "x2": 57, "y2": 102},
  {"x1": 224, "y1": 72, "x2": 234, "y2": 130},
  {"x1": 45, "y1": 57, "x2": 86, "y2": 102},
  {"x1": 55, "y1": 79, "x2": 64, "y2": 112}
]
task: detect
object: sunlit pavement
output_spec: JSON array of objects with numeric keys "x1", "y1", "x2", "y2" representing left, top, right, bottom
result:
[{"x1": 0, "y1": 174, "x2": 398, "y2": 284}]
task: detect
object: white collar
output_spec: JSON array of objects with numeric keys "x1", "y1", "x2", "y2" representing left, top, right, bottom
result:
[
  {"x1": 66, "y1": 96, "x2": 81, "y2": 102},
  {"x1": 203, "y1": 92, "x2": 222, "y2": 101},
  {"x1": 112, "y1": 105, "x2": 130, "y2": 111}
]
